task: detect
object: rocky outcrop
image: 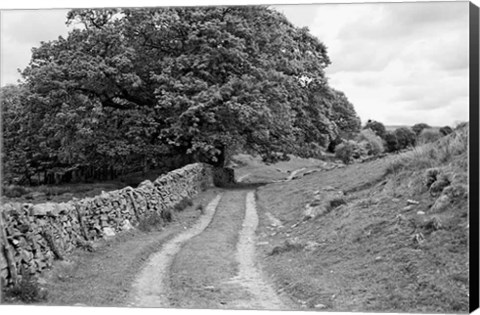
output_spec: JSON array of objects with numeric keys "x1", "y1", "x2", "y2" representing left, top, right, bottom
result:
[{"x1": 0, "y1": 163, "x2": 215, "y2": 286}]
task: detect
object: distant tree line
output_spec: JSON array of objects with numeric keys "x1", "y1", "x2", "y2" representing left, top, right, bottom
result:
[{"x1": 333, "y1": 118, "x2": 457, "y2": 164}]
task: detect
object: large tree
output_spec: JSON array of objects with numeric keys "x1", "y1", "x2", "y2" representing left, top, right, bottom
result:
[{"x1": 5, "y1": 6, "x2": 360, "y2": 184}]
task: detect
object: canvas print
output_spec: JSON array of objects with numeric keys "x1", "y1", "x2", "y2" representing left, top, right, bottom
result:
[{"x1": 0, "y1": 1, "x2": 472, "y2": 313}]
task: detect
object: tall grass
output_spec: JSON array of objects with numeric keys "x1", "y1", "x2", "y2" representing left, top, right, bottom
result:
[{"x1": 387, "y1": 125, "x2": 468, "y2": 174}]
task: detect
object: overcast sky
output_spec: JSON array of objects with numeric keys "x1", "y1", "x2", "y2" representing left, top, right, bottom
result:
[{"x1": 0, "y1": 1, "x2": 471, "y2": 127}]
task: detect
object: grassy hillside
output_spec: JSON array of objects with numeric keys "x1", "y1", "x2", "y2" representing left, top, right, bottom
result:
[{"x1": 255, "y1": 125, "x2": 469, "y2": 312}]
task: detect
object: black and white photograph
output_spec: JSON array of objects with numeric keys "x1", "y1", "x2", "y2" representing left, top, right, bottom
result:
[{"x1": 0, "y1": 0, "x2": 478, "y2": 314}]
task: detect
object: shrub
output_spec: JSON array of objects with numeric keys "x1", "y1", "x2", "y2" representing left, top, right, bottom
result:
[
  {"x1": 357, "y1": 129, "x2": 384, "y2": 155},
  {"x1": 2, "y1": 185, "x2": 29, "y2": 198},
  {"x1": 363, "y1": 120, "x2": 387, "y2": 139},
  {"x1": 430, "y1": 173, "x2": 451, "y2": 196},
  {"x1": 173, "y1": 197, "x2": 193, "y2": 211},
  {"x1": 335, "y1": 141, "x2": 354, "y2": 164},
  {"x1": 394, "y1": 127, "x2": 416, "y2": 149},
  {"x1": 327, "y1": 197, "x2": 347, "y2": 212},
  {"x1": 335, "y1": 140, "x2": 364, "y2": 164},
  {"x1": 327, "y1": 136, "x2": 343, "y2": 153},
  {"x1": 3, "y1": 272, "x2": 48, "y2": 303},
  {"x1": 424, "y1": 168, "x2": 441, "y2": 188},
  {"x1": 418, "y1": 128, "x2": 442, "y2": 145},
  {"x1": 384, "y1": 132, "x2": 400, "y2": 153},
  {"x1": 439, "y1": 126, "x2": 454, "y2": 136},
  {"x1": 412, "y1": 123, "x2": 431, "y2": 136},
  {"x1": 137, "y1": 210, "x2": 171, "y2": 232},
  {"x1": 269, "y1": 240, "x2": 305, "y2": 256}
]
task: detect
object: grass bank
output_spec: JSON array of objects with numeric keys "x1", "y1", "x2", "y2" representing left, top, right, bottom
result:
[{"x1": 255, "y1": 126, "x2": 469, "y2": 312}]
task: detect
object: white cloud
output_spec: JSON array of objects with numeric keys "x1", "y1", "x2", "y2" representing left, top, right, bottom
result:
[
  {"x1": 1, "y1": 9, "x2": 70, "y2": 86},
  {"x1": 278, "y1": 2, "x2": 469, "y2": 127}
]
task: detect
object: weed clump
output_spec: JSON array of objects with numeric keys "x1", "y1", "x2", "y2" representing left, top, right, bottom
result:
[
  {"x1": 424, "y1": 168, "x2": 451, "y2": 196},
  {"x1": 173, "y1": 197, "x2": 194, "y2": 211},
  {"x1": 137, "y1": 210, "x2": 172, "y2": 232},
  {"x1": 2, "y1": 185, "x2": 28, "y2": 198},
  {"x1": 424, "y1": 168, "x2": 441, "y2": 188},
  {"x1": 443, "y1": 184, "x2": 468, "y2": 200},
  {"x1": 329, "y1": 197, "x2": 347, "y2": 209},
  {"x1": 3, "y1": 273, "x2": 48, "y2": 303},
  {"x1": 269, "y1": 240, "x2": 305, "y2": 256}
]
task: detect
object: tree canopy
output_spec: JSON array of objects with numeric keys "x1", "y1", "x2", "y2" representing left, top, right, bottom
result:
[
  {"x1": 2, "y1": 6, "x2": 361, "y2": 185},
  {"x1": 363, "y1": 120, "x2": 387, "y2": 139},
  {"x1": 412, "y1": 123, "x2": 431, "y2": 136}
]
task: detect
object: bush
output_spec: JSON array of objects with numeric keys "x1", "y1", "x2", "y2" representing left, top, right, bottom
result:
[
  {"x1": 173, "y1": 197, "x2": 194, "y2": 211},
  {"x1": 327, "y1": 197, "x2": 347, "y2": 211},
  {"x1": 394, "y1": 127, "x2": 416, "y2": 149},
  {"x1": 335, "y1": 140, "x2": 364, "y2": 164},
  {"x1": 2, "y1": 185, "x2": 29, "y2": 198},
  {"x1": 439, "y1": 126, "x2": 453, "y2": 136},
  {"x1": 357, "y1": 129, "x2": 384, "y2": 155},
  {"x1": 418, "y1": 128, "x2": 442, "y2": 145},
  {"x1": 412, "y1": 123, "x2": 431, "y2": 136},
  {"x1": 363, "y1": 120, "x2": 387, "y2": 139},
  {"x1": 384, "y1": 132, "x2": 400, "y2": 153},
  {"x1": 3, "y1": 273, "x2": 48, "y2": 303},
  {"x1": 327, "y1": 136, "x2": 343, "y2": 153},
  {"x1": 137, "y1": 210, "x2": 171, "y2": 232},
  {"x1": 269, "y1": 240, "x2": 305, "y2": 256}
]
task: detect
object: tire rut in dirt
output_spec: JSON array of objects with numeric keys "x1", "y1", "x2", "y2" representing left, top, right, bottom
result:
[
  {"x1": 169, "y1": 190, "x2": 289, "y2": 310},
  {"x1": 128, "y1": 193, "x2": 223, "y2": 307},
  {"x1": 226, "y1": 191, "x2": 288, "y2": 310},
  {"x1": 168, "y1": 190, "x2": 249, "y2": 309}
]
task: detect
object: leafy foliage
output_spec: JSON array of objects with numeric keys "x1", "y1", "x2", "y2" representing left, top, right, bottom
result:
[
  {"x1": 1, "y1": 85, "x2": 38, "y2": 184},
  {"x1": 3, "y1": 7, "x2": 360, "y2": 184},
  {"x1": 384, "y1": 132, "x2": 400, "y2": 153},
  {"x1": 412, "y1": 123, "x2": 431, "y2": 136},
  {"x1": 394, "y1": 127, "x2": 416, "y2": 149},
  {"x1": 363, "y1": 120, "x2": 387, "y2": 139},
  {"x1": 357, "y1": 129, "x2": 384, "y2": 155},
  {"x1": 335, "y1": 140, "x2": 363, "y2": 164},
  {"x1": 329, "y1": 89, "x2": 361, "y2": 137},
  {"x1": 384, "y1": 127, "x2": 416, "y2": 152},
  {"x1": 439, "y1": 126, "x2": 453, "y2": 136},
  {"x1": 3, "y1": 272, "x2": 48, "y2": 303}
]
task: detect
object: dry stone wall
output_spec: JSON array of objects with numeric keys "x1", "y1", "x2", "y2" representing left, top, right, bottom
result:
[{"x1": 0, "y1": 163, "x2": 214, "y2": 287}]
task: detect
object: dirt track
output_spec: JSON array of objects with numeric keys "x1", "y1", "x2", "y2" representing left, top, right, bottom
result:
[
  {"x1": 129, "y1": 188, "x2": 293, "y2": 309},
  {"x1": 128, "y1": 194, "x2": 223, "y2": 307}
]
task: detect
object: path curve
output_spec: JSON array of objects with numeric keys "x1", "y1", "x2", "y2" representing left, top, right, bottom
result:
[{"x1": 128, "y1": 194, "x2": 223, "y2": 307}]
